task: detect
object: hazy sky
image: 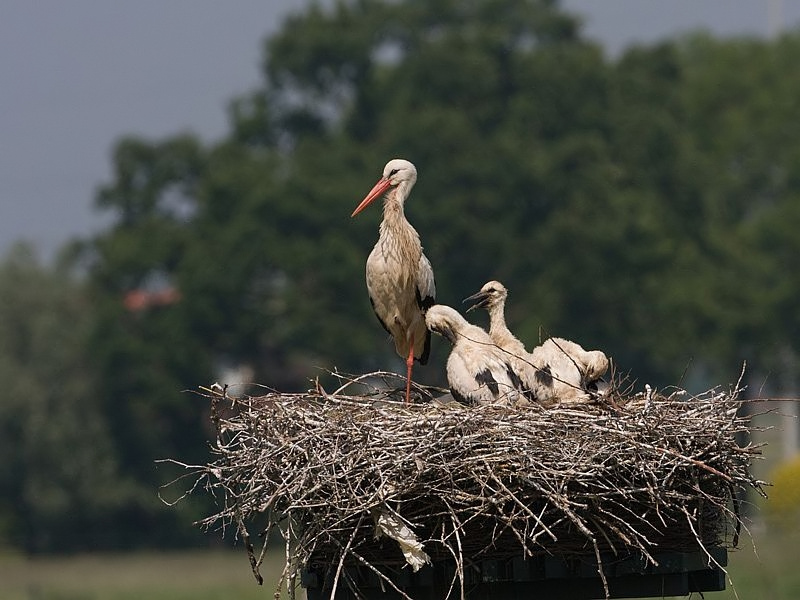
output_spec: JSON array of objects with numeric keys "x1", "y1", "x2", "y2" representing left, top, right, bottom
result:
[{"x1": 2, "y1": 0, "x2": 797, "y2": 260}]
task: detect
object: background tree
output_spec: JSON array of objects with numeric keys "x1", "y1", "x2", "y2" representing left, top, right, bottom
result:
[
  {"x1": 5, "y1": 0, "x2": 790, "y2": 551},
  {"x1": 85, "y1": 0, "x2": 800, "y2": 478},
  {"x1": 0, "y1": 245, "x2": 132, "y2": 552},
  {"x1": 677, "y1": 32, "x2": 800, "y2": 387}
]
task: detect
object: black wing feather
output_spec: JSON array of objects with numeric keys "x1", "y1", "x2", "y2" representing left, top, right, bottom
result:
[
  {"x1": 505, "y1": 363, "x2": 524, "y2": 391},
  {"x1": 450, "y1": 387, "x2": 470, "y2": 405},
  {"x1": 418, "y1": 330, "x2": 432, "y2": 365},
  {"x1": 415, "y1": 288, "x2": 435, "y2": 365},
  {"x1": 535, "y1": 364, "x2": 553, "y2": 387},
  {"x1": 475, "y1": 368, "x2": 499, "y2": 397}
]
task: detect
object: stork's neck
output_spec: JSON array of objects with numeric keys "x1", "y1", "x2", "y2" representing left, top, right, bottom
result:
[
  {"x1": 379, "y1": 186, "x2": 416, "y2": 238},
  {"x1": 488, "y1": 302, "x2": 510, "y2": 339},
  {"x1": 373, "y1": 185, "x2": 423, "y2": 282},
  {"x1": 489, "y1": 302, "x2": 527, "y2": 354}
]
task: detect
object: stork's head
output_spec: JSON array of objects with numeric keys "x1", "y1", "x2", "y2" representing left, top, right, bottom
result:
[
  {"x1": 351, "y1": 158, "x2": 417, "y2": 217},
  {"x1": 584, "y1": 350, "x2": 610, "y2": 380},
  {"x1": 425, "y1": 304, "x2": 466, "y2": 345},
  {"x1": 463, "y1": 280, "x2": 508, "y2": 313}
]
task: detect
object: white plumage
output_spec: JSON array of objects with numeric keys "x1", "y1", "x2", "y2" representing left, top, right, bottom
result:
[
  {"x1": 425, "y1": 304, "x2": 524, "y2": 406},
  {"x1": 464, "y1": 280, "x2": 526, "y2": 356},
  {"x1": 539, "y1": 337, "x2": 610, "y2": 390},
  {"x1": 351, "y1": 159, "x2": 436, "y2": 404},
  {"x1": 465, "y1": 280, "x2": 609, "y2": 405}
]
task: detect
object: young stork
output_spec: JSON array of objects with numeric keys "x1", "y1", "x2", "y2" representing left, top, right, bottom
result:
[
  {"x1": 425, "y1": 304, "x2": 524, "y2": 405},
  {"x1": 351, "y1": 159, "x2": 436, "y2": 404},
  {"x1": 464, "y1": 280, "x2": 609, "y2": 404},
  {"x1": 541, "y1": 337, "x2": 610, "y2": 392}
]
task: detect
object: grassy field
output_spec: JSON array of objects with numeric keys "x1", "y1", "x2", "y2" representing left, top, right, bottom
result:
[
  {"x1": 1, "y1": 529, "x2": 798, "y2": 600},
  {"x1": 716, "y1": 524, "x2": 800, "y2": 600},
  {"x1": 713, "y1": 406, "x2": 800, "y2": 599},
  {"x1": 0, "y1": 548, "x2": 289, "y2": 600}
]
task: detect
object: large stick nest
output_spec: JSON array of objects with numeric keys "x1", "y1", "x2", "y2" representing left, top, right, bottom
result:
[{"x1": 166, "y1": 371, "x2": 766, "y2": 599}]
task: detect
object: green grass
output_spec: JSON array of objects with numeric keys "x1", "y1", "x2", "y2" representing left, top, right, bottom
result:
[
  {"x1": 716, "y1": 524, "x2": 800, "y2": 600},
  {"x1": 1, "y1": 531, "x2": 798, "y2": 600},
  {"x1": 0, "y1": 548, "x2": 290, "y2": 600},
  {"x1": 710, "y1": 408, "x2": 800, "y2": 599}
]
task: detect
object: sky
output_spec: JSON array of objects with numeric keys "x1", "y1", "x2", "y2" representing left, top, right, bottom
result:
[{"x1": 1, "y1": 0, "x2": 798, "y2": 261}]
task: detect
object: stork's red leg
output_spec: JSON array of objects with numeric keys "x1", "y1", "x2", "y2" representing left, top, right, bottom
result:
[{"x1": 405, "y1": 335, "x2": 415, "y2": 405}]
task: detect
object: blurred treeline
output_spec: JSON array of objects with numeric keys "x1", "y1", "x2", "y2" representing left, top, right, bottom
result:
[{"x1": 2, "y1": 0, "x2": 799, "y2": 553}]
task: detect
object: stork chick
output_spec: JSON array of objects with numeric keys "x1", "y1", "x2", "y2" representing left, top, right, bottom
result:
[
  {"x1": 465, "y1": 280, "x2": 609, "y2": 404},
  {"x1": 352, "y1": 159, "x2": 436, "y2": 404},
  {"x1": 464, "y1": 280, "x2": 525, "y2": 356},
  {"x1": 542, "y1": 337, "x2": 610, "y2": 393},
  {"x1": 425, "y1": 304, "x2": 524, "y2": 406}
]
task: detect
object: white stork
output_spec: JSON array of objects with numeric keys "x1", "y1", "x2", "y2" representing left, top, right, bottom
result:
[
  {"x1": 464, "y1": 280, "x2": 609, "y2": 405},
  {"x1": 541, "y1": 337, "x2": 609, "y2": 393},
  {"x1": 463, "y1": 281, "x2": 526, "y2": 356},
  {"x1": 351, "y1": 159, "x2": 436, "y2": 404},
  {"x1": 425, "y1": 304, "x2": 524, "y2": 406}
]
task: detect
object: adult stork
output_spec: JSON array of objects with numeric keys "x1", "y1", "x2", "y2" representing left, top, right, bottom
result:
[
  {"x1": 351, "y1": 158, "x2": 436, "y2": 404},
  {"x1": 464, "y1": 280, "x2": 609, "y2": 404},
  {"x1": 425, "y1": 304, "x2": 524, "y2": 405}
]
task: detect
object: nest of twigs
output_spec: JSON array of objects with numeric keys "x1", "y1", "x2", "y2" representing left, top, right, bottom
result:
[{"x1": 165, "y1": 370, "x2": 766, "y2": 599}]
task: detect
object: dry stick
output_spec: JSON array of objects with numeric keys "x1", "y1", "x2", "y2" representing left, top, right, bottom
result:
[
  {"x1": 329, "y1": 518, "x2": 363, "y2": 600},
  {"x1": 344, "y1": 547, "x2": 415, "y2": 600},
  {"x1": 275, "y1": 520, "x2": 294, "y2": 600},
  {"x1": 434, "y1": 502, "x2": 467, "y2": 600},
  {"x1": 654, "y1": 445, "x2": 733, "y2": 482},
  {"x1": 487, "y1": 469, "x2": 558, "y2": 543},
  {"x1": 237, "y1": 514, "x2": 263, "y2": 585},
  {"x1": 449, "y1": 511, "x2": 467, "y2": 600},
  {"x1": 680, "y1": 505, "x2": 730, "y2": 577},
  {"x1": 728, "y1": 481, "x2": 741, "y2": 547},
  {"x1": 175, "y1": 376, "x2": 763, "y2": 600}
]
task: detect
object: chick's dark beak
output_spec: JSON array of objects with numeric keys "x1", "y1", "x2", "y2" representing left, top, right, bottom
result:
[{"x1": 463, "y1": 290, "x2": 491, "y2": 313}]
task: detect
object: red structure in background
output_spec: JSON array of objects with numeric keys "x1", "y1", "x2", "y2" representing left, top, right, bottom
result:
[{"x1": 123, "y1": 287, "x2": 181, "y2": 312}]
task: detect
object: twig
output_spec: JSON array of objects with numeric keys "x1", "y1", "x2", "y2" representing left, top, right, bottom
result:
[{"x1": 165, "y1": 371, "x2": 765, "y2": 600}]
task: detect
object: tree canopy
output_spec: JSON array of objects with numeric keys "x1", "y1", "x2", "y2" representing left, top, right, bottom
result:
[{"x1": 4, "y1": 0, "x2": 800, "y2": 551}]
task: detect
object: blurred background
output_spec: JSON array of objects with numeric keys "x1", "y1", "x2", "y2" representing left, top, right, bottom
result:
[{"x1": 2, "y1": 1, "x2": 799, "y2": 598}]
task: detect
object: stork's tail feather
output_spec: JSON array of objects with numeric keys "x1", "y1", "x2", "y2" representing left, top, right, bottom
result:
[{"x1": 418, "y1": 330, "x2": 432, "y2": 365}]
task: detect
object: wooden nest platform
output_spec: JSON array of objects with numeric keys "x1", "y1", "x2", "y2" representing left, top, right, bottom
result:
[{"x1": 167, "y1": 371, "x2": 766, "y2": 599}]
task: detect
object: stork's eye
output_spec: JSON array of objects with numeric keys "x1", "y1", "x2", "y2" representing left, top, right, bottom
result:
[{"x1": 389, "y1": 169, "x2": 399, "y2": 176}]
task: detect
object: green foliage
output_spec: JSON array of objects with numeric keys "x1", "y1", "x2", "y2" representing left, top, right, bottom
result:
[
  {"x1": 0, "y1": 245, "x2": 134, "y2": 552},
  {"x1": 2, "y1": 0, "x2": 797, "y2": 552},
  {"x1": 766, "y1": 455, "x2": 800, "y2": 527},
  {"x1": 82, "y1": 2, "x2": 800, "y2": 540}
]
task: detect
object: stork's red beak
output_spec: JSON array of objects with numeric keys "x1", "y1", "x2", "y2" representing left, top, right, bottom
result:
[{"x1": 351, "y1": 177, "x2": 392, "y2": 217}]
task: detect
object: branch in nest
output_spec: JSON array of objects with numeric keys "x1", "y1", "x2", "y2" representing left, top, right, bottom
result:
[{"x1": 168, "y1": 371, "x2": 765, "y2": 599}]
